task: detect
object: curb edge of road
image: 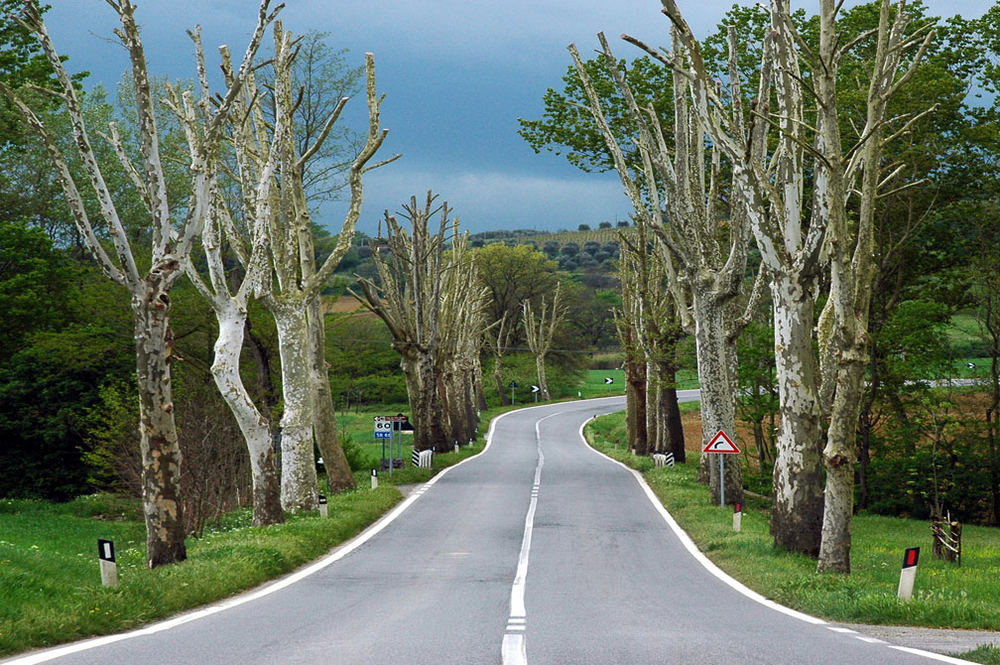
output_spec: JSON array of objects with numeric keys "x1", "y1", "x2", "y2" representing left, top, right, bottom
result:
[{"x1": 577, "y1": 417, "x2": 977, "y2": 665}]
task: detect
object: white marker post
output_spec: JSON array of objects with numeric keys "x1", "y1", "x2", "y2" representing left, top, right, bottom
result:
[
  {"x1": 733, "y1": 503, "x2": 742, "y2": 532},
  {"x1": 318, "y1": 494, "x2": 328, "y2": 518},
  {"x1": 97, "y1": 539, "x2": 118, "y2": 588},
  {"x1": 371, "y1": 469, "x2": 378, "y2": 489},
  {"x1": 898, "y1": 547, "x2": 920, "y2": 600}
]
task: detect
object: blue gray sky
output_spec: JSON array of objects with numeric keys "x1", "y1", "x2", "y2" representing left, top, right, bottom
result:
[{"x1": 45, "y1": 0, "x2": 989, "y2": 236}]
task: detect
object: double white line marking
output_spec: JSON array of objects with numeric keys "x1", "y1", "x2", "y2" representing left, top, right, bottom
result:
[{"x1": 502, "y1": 415, "x2": 552, "y2": 665}]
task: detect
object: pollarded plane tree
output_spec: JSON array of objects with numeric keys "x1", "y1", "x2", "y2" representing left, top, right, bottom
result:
[
  {"x1": 484, "y1": 311, "x2": 515, "y2": 407},
  {"x1": 618, "y1": 233, "x2": 687, "y2": 461},
  {"x1": 659, "y1": 0, "x2": 825, "y2": 554},
  {"x1": 240, "y1": 23, "x2": 395, "y2": 512},
  {"x1": 181, "y1": 21, "x2": 311, "y2": 526},
  {"x1": 0, "y1": 0, "x2": 278, "y2": 567},
  {"x1": 661, "y1": 0, "x2": 934, "y2": 568},
  {"x1": 612, "y1": 259, "x2": 649, "y2": 456},
  {"x1": 522, "y1": 283, "x2": 565, "y2": 402},
  {"x1": 436, "y1": 227, "x2": 489, "y2": 446},
  {"x1": 807, "y1": 0, "x2": 934, "y2": 573},
  {"x1": 570, "y1": 28, "x2": 767, "y2": 504},
  {"x1": 353, "y1": 193, "x2": 453, "y2": 453}
]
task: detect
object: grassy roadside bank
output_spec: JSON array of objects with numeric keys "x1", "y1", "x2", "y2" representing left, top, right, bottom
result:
[
  {"x1": 0, "y1": 405, "x2": 507, "y2": 659},
  {"x1": 585, "y1": 412, "x2": 1000, "y2": 662}
]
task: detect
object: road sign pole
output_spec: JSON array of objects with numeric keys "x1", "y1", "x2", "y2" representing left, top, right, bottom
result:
[{"x1": 719, "y1": 455, "x2": 725, "y2": 507}]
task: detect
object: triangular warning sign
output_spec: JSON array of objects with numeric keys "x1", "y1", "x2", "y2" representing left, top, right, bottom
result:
[{"x1": 703, "y1": 430, "x2": 740, "y2": 454}]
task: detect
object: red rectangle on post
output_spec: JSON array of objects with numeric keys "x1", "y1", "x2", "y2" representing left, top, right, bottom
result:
[{"x1": 902, "y1": 547, "x2": 920, "y2": 568}]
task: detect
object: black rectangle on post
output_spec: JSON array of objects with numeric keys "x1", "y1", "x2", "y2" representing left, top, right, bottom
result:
[
  {"x1": 318, "y1": 494, "x2": 327, "y2": 505},
  {"x1": 902, "y1": 546, "x2": 920, "y2": 569},
  {"x1": 97, "y1": 539, "x2": 115, "y2": 563}
]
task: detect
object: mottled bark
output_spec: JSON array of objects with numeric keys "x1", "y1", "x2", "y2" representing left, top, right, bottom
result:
[
  {"x1": 815, "y1": 0, "x2": 933, "y2": 573},
  {"x1": 133, "y1": 282, "x2": 187, "y2": 567},
  {"x1": 244, "y1": 43, "x2": 393, "y2": 508},
  {"x1": 270, "y1": 302, "x2": 319, "y2": 512},
  {"x1": 693, "y1": 291, "x2": 742, "y2": 506},
  {"x1": 309, "y1": 298, "x2": 354, "y2": 492},
  {"x1": 770, "y1": 273, "x2": 824, "y2": 557}
]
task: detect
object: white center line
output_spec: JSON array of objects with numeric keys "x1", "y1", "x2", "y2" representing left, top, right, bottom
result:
[{"x1": 502, "y1": 413, "x2": 557, "y2": 665}]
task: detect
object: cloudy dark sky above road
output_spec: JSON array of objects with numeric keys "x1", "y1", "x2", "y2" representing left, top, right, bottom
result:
[{"x1": 44, "y1": 0, "x2": 989, "y2": 236}]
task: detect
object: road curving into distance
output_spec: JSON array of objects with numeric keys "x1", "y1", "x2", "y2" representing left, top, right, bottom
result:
[{"x1": 2, "y1": 395, "x2": 974, "y2": 665}]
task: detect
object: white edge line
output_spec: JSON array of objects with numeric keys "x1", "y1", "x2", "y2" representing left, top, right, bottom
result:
[
  {"x1": 888, "y1": 646, "x2": 979, "y2": 664},
  {"x1": 578, "y1": 418, "x2": 826, "y2": 626},
  {"x1": 4, "y1": 407, "x2": 534, "y2": 665},
  {"x1": 578, "y1": 417, "x2": 982, "y2": 665}
]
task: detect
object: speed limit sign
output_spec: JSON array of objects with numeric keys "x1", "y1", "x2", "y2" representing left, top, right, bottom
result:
[{"x1": 373, "y1": 416, "x2": 392, "y2": 434}]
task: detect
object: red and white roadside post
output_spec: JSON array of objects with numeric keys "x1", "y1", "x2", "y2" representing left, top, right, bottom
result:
[
  {"x1": 733, "y1": 503, "x2": 742, "y2": 532},
  {"x1": 898, "y1": 547, "x2": 920, "y2": 600},
  {"x1": 702, "y1": 430, "x2": 741, "y2": 508}
]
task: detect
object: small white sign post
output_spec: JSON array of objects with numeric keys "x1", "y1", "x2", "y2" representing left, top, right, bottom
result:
[
  {"x1": 733, "y1": 503, "x2": 742, "y2": 532},
  {"x1": 371, "y1": 468, "x2": 378, "y2": 489},
  {"x1": 898, "y1": 547, "x2": 920, "y2": 600},
  {"x1": 97, "y1": 539, "x2": 118, "y2": 588},
  {"x1": 702, "y1": 430, "x2": 741, "y2": 507},
  {"x1": 318, "y1": 494, "x2": 328, "y2": 518}
]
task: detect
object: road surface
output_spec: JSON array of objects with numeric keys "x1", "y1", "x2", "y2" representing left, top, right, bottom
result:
[{"x1": 4, "y1": 396, "x2": 972, "y2": 665}]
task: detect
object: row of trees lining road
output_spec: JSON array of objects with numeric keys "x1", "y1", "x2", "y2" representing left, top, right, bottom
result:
[
  {"x1": 0, "y1": 1, "x2": 399, "y2": 565},
  {"x1": 0, "y1": 0, "x2": 281, "y2": 567},
  {"x1": 353, "y1": 194, "x2": 489, "y2": 452},
  {"x1": 522, "y1": 0, "x2": 1000, "y2": 573}
]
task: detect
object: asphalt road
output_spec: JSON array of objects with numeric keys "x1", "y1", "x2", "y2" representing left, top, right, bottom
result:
[{"x1": 4, "y1": 396, "x2": 974, "y2": 665}]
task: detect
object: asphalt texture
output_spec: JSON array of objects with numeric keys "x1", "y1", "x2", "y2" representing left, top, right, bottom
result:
[{"x1": 4, "y1": 396, "x2": 995, "y2": 665}]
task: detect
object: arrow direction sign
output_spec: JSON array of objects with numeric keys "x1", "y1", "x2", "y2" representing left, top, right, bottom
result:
[
  {"x1": 604, "y1": 377, "x2": 614, "y2": 384},
  {"x1": 531, "y1": 385, "x2": 540, "y2": 393},
  {"x1": 703, "y1": 430, "x2": 740, "y2": 454}
]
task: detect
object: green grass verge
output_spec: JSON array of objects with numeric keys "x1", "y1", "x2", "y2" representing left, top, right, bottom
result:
[
  {"x1": 956, "y1": 645, "x2": 1000, "y2": 665},
  {"x1": 585, "y1": 411, "x2": 1000, "y2": 633},
  {"x1": 0, "y1": 488, "x2": 402, "y2": 656},
  {"x1": 0, "y1": 408, "x2": 501, "y2": 658}
]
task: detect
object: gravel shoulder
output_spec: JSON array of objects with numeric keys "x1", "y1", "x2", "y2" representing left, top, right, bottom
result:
[{"x1": 838, "y1": 623, "x2": 1000, "y2": 656}]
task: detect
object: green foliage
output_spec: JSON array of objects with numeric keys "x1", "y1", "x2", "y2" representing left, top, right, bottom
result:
[
  {"x1": 325, "y1": 313, "x2": 407, "y2": 408},
  {"x1": 338, "y1": 430, "x2": 377, "y2": 472},
  {"x1": 518, "y1": 54, "x2": 674, "y2": 173},
  {"x1": 0, "y1": 222, "x2": 71, "y2": 357},
  {"x1": 0, "y1": 257, "x2": 133, "y2": 500},
  {"x1": 736, "y1": 321, "x2": 779, "y2": 475}
]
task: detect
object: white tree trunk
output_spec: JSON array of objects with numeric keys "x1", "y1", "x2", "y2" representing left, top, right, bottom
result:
[
  {"x1": 210, "y1": 303, "x2": 283, "y2": 525},
  {"x1": 271, "y1": 302, "x2": 319, "y2": 512}
]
